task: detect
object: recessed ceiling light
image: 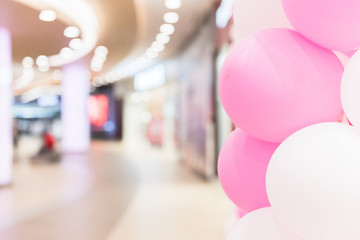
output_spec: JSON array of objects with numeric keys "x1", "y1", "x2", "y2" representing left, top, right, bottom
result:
[
  {"x1": 160, "y1": 24, "x2": 175, "y2": 35},
  {"x1": 64, "y1": 26, "x2": 80, "y2": 38},
  {"x1": 95, "y1": 46, "x2": 109, "y2": 57},
  {"x1": 36, "y1": 55, "x2": 49, "y2": 67},
  {"x1": 91, "y1": 58, "x2": 104, "y2": 68},
  {"x1": 38, "y1": 65, "x2": 50, "y2": 72},
  {"x1": 163, "y1": 12, "x2": 179, "y2": 24},
  {"x1": 151, "y1": 46, "x2": 165, "y2": 52},
  {"x1": 22, "y1": 57, "x2": 34, "y2": 68},
  {"x1": 156, "y1": 33, "x2": 170, "y2": 44},
  {"x1": 108, "y1": 72, "x2": 118, "y2": 82},
  {"x1": 104, "y1": 75, "x2": 112, "y2": 83},
  {"x1": 146, "y1": 49, "x2": 159, "y2": 59},
  {"x1": 115, "y1": 72, "x2": 124, "y2": 79},
  {"x1": 60, "y1": 47, "x2": 74, "y2": 59},
  {"x1": 39, "y1": 10, "x2": 57, "y2": 22},
  {"x1": 91, "y1": 66, "x2": 103, "y2": 72},
  {"x1": 69, "y1": 38, "x2": 83, "y2": 50},
  {"x1": 165, "y1": 0, "x2": 182, "y2": 9},
  {"x1": 152, "y1": 41, "x2": 164, "y2": 48},
  {"x1": 93, "y1": 54, "x2": 106, "y2": 63},
  {"x1": 92, "y1": 80, "x2": 101, "y2": 87},
  {"x1": 151, "y1": 42, "x2": 165, "y2": 52},
  {"x1": 91, "y1": 58, "x2": 104, "y2": 71}
]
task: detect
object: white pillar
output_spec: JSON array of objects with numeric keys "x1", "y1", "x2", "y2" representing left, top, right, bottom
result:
[
  {"x1": 61, "y1": 63, "x2": 90, "y2": 153},
  {"x1": 0, "y1": 27, "x2": 12, "y2": 185}
]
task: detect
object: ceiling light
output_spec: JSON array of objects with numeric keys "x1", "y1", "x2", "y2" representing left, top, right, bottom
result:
[
  {"x1": 160, "y1": 24, "x2": 175, "y2": 35},
  {"x1": 134, "y1": 65, "x2": 166, "y2": 92},
  {"x1": 123, "y1": 68, "x2": 133, "y2": 77},
  {"x1": 151, "y1": 42, "x2": 165, "y2": 52},
  {"x1": 91, "y1": 66, "x2": 103, "y2": 72},
  {"x1": 132, "y1": 62, "x2": 144, "y2": 70},
  {"x1": 92, "y1": 80, "x2": 100, "y2": 87},
  {"x1": 115, "y1": 72, "x2": 124, "y2": 79},
  {"x1": 146, "y1": 49, "x2": 159, "y2": 59},
  {"x1": 135, "y1": 58, "x2": 151, "y2": 69},
  {"x1": 127, "y1": 64, "x2": 138, "y2": 73},
  {"x1": 64, "y1": 26, "x2": 80, "y2": 38},
  {"x1": 108, "y1": 72, "x2": 118, "y2": 82},
  {"x1": 156, "y1": 33, "x2": 170, "y2": 44},
  {"x1": 38, "y1": 65, "x2": 50, "y2": 72},
  {"x1": 151, "y1": 45, "x2": 165, "y2": 52},
  {"x1": 39, "y1": 10, "x2": 57, "y2": 22},
  {"x1": 136, "y1": 57, "x2": 148, "y2": 64},
  {"x1": 91, "y1": 58, "x2": 103, "y2": 67},
  {"x1": 36, "y1": 55, "x2": 49, "y2": 67},
  {"x1": 95, "y1": 46, "x2": 108, "y2": 57},
  {"x1": 60, "y1": 47, "x2": 74, "y2": 59},
  {"x1": 163, "y1": 12, "x2": 179, "y2": 23},
  {"x1": 108, "y1": 78, "x2": 116, "y2": 83},
  {"x1": 22, "y1": 57, "x2": 34, "y2": 68},
  {"x1": 69, "y1": 38, "x2": 83, "y2": 50},
  {"x1": 95, "y1": 77, "x2": 104, "y2": 85},
  {"x1": 93, "y1": 54, "x2": 106, "y2": 63},
  {"x1": 152, "y1": 41, "x2": 165, "y2": 48},
  {"x1": 104, "y1": 75, "x2": 112, "y2": 83},
  {"x1": 165, "y1": 0, "x2": 182, "y2": 9},
  {"x1": 91, "y1": 62, "x2": 103, "y2": 72},
  {"x1": 91, "y1": 64, "x2": 103, "y2": 71},
  {"x1": 91, "y1": 55, "x2": 106, "y2": 69},
  {"x1": 216, "y1": 0, "x2": 234, "y2": 28},
  {"x1": 93, "y1": 77, "x2": 103, "y2": 84}
]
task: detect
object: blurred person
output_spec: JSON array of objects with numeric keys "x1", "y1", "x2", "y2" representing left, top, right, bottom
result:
[
  {"x1": 12, "y1": 119, "x2": 19, "y2": 148},
  {"x1": 13, "y1": 119, "x2": 20, "y2": 162},
  {"x1": 40, "y1": 131, "x2": 55, "y2": 153},
  {"x1": 33, "y1": 130, "x2": 60, "y2": 163}
]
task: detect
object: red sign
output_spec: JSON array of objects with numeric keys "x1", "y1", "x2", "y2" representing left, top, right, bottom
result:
[{"x1": 88, "y1": 94, "x2": 109, "y2": 127}]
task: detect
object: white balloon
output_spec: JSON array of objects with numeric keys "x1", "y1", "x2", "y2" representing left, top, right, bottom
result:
[
  {"x1": 227, "y1": 207, "x2": 302, "y2": 240},
  {"x1": 341, "y1": 49, "x2": 360, "y2": 125},
  {"x1": 233, "y1": 0, "x2": 292, "y2": 41},
  {"x1": 266, "y1": 122, "x2": 360, "y2": 240}
]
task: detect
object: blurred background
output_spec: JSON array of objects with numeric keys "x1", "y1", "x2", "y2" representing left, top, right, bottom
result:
[{"x1": 0, "y1": 0, "x2": 238, "y2": 239}]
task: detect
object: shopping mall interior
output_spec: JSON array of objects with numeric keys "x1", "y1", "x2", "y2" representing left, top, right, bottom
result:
[{"x1": 0, "y1": 0, "x2": 238, "y2": 239}]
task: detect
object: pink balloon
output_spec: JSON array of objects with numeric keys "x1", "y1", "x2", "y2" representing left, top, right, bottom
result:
[
  {"x1": 282, "y1": 0, "x2": 360, "y2": 51},
  {"x1": 343, "y1": 50, "x2": 357, "y2": 58},
  {"x1": 218, "y1": 128, "x2": 279, "y2": 213},
  {"x1": 237, "y1": 208, "x2": 247, "y2": 219},
  {"x1": 219, "y1": 28, "x2": 343, "y2": 142}
]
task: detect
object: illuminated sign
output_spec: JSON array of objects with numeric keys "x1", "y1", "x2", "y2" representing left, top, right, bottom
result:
[
  {"x1": 88, "y1": 94, "x2": 109, "y2": 127},
  {"x1": 134, "y1": 64, "x2": 166, "y2": 92}
]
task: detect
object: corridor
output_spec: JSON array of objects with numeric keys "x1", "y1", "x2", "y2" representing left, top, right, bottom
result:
[{"x1": 0, "y1": 138, "x2": 234, "y2": 240}]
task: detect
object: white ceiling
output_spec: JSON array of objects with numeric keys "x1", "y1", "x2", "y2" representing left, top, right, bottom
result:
[{"x1": 1, "y1": 0, "x2": 215, "y2": 95}]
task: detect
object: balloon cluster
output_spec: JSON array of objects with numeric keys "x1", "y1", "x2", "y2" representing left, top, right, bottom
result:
[{"x1": 218, "y1": 0, "x2": 360, "y2": 239}]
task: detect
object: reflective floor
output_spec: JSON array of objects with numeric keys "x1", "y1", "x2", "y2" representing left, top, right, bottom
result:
[{"x1": 0, "y1": 137, "x2": 234, "y2": 240}]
